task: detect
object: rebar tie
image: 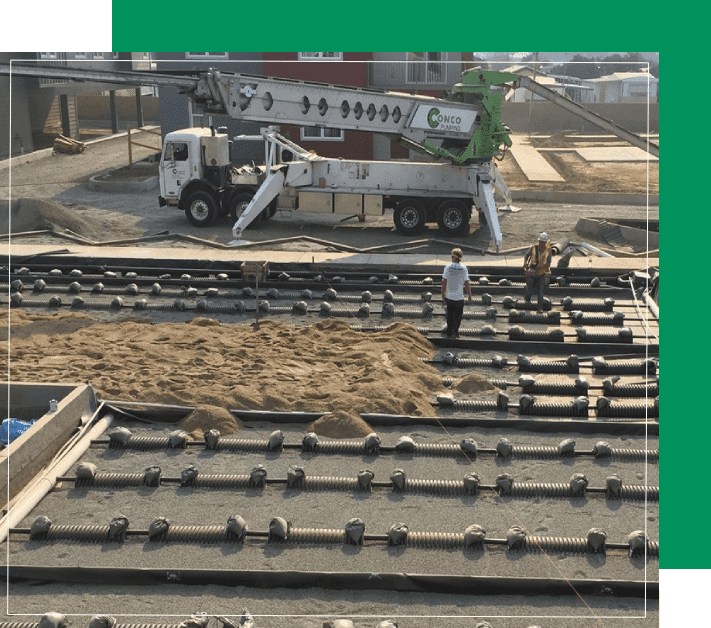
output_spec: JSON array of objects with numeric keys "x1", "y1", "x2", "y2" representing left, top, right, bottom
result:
[
  {"x1": 509, "y1": 445, "x2": 563, "y2": 459},
  {"x1": 520, "y1": 381, "x2": 589, "y2": 395},
  {"x1": 109, "y1": 435, "x2": 185, "y2": 450},
  {"x1": 569, "y1": 311, "x2": 625, "y2": 326},
  {"x1": 592, "y1": 359, "x2": 657, "y2": 375},
  {"x1": 603, "y1": 381, "x2": 659, "y2": 397},
  {"x1": 562, "y1": 298, "x2": 615, "y2": 312},
  {"x1": 399, "y1": 478, "x2": 469, "y2": 496},
  {"x1": 407, "y1": 531, "x2": 466, "y2": 549},
  {"x1": 576, "y1": 328, "x2": 633, "y2": 343},
  {"x1": 411, "y1": 443, "x2": 467, "y2": 457},
  {"x1": 506, "y1": 482, "x2": 583, "y2": 499},
  {"x1": 508, "y1": 327, "x2": 565, "y2": 342},
  {"x1": 450, "y1": 400, "x2": 502, "y2": 412},
  {"x1": 45, "y1": 525, "x2": 116, "y2": 543},
  {"x1": 310, "y1": 440, "x2": 369, "y2": 455},
  {"x1": 286, "y1": 527, "x2": 347, "y2": 544},
  {"x1": 517, "y1": 358, "x2": 579, "y2": 374},
  {"x1": 191, "y1": 474, "x2": 253, "y2": 489},
  {"x1": 522, "y1": 535, "x2": 598, "y2": 554},
  {"x1": 518, "y1": 400, "x2": 589, "y2": 417},
  {"x1": 610, "y1": 448, "x2": 659, "y2": 462},
  {"x1": 441, "y1": 357, "x2": 507, "y2": 369},
  {"x1": 194, "y1": 302, "x2": 245, "y2": 314},
  {"x1": 163, "y1": 525, "x2": 235, "y2": 544},
  {"x1": 508, "y1": 310, "x2": 561, "y2": 324},
  {"x1": 206, "y1": 438, "x2": 273, "y2": 452},
  {"x1": 596, "y1": 399, "x2": 659, "y2": 418},
  {"x1": 618, "y1": 485, "x2": 660, "y2": 501},
  {"x1": 300, "y1": 476, "x2": 361, "y2": 492},
  {"x1": 76, "y1": 472, "x2": 146, "y2": 488},
  {"x1": 462, "y1": 310, "x2": 498, "y2": 320}
]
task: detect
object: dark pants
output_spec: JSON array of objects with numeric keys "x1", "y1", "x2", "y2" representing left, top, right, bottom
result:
[
  {"x1": 524, "y1": 273, "x2": 549, "y2": 306},
  {"x1": 444, "y1": 298, "x2": 465, "y2": 337}
]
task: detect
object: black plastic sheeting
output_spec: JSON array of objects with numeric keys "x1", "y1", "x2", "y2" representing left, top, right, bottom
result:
[{"x1": 4, "y1": 566, "x2": 657, "y2": 598}]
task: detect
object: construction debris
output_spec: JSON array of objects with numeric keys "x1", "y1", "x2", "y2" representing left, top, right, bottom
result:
[{"x1": 53, "y1": 135, "x2": 85, "y2": 154}]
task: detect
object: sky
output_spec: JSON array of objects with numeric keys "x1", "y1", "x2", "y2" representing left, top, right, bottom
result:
[{"x1": 474, "y1": 52, "x2": 659, "y2": 63}]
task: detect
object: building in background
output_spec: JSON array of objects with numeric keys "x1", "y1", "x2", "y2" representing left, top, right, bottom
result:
[
  {"x1": 580, "y1": 72, "x2": 659, "y2": 104},
  {"x1": 155, "y1": 52, "x2": 470, "y2": 164},
  {"x1": 1, "y1": 52, "x2": 155, "y2": 159},
  {"x1": 368, "y1": 52, "x2": 470, "y2": 160}
]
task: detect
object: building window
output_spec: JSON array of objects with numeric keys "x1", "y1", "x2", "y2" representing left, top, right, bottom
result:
[
  {"x1": 75, "y1": 52, "x2": 87, "y2": 59},
  {"x1": 186, "y1": 52, "x2": 228, "y2": 59},
  {"x1": 92, "y1": 52, "x2": 104, "y2": 59},
  {"x1": 299, "y1": 52, "x2": 342, "y2": 60},
  {"x1": 38, "y1": 52, "x2": 67, "y2": 85},
  {"x1": 301, "y1": 127, "x2": 344, "y2": 142},
  {"x1": 406, "y1": 52, "x2": 447, "y2": 84}
]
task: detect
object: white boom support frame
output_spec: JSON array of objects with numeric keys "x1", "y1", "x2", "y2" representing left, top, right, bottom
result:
[{"x1": 231, "y1": 128, "x2": 506, "y2": 250}]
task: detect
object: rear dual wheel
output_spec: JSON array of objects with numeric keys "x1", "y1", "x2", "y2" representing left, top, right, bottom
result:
[
  {"x1": 436, "y1": 199, "x2": 471, "y2": 236},
  {"x1": 393, "y1": 199, "x2": 426, "y2": 235}
]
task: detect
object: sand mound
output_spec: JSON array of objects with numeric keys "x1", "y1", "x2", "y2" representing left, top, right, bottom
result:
[
  {"x1": 307, "y1": 410, "x2": 375, "y2": 439},
  {"x1": 3, "y1": 198, "x2": 143, "y2": 241},
  {"x1": 455, "y1": 373, "x2": 497, "y2": 394},
  {"x1": 178, "y1": 404, "x2": 245, "y2": 440},
  {"x1": 4, "y1": 315, "x2": 446, "y2": 436}
]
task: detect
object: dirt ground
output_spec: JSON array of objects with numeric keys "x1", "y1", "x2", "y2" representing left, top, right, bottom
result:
[
  {"x1": 497, "y1": 133, "x2": 658, "y2": 194},
  {"x1": 0, "y1": 131, "x2": 658, "y2": 253}
]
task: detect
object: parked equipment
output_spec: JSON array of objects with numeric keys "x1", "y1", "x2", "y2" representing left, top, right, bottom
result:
[{"x1": 1, "y1": 63, "x2": 658, "y2": 251}]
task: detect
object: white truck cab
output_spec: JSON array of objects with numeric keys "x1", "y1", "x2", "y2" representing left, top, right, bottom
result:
[{"x1": 158, "y1": 127, "x2": 233, "y2": 226}]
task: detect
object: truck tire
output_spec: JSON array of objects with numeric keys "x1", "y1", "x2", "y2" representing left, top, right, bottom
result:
[
  {"x1": 436, "y1": 200, "x2": 471, "y2": 236},
  {"x1": 394, "y1": 199, "x2": 426, "y2": 235},
  {"x1": 229, "y1": 192, "x2": 268, "y2": 225},
  {"x1": 184, "y1": 190, "x2": 218, "y2": 227}
]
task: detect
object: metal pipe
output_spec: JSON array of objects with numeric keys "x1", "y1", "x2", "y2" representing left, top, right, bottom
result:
[
  {"x1": 517, "y1": 75, "x2": 659, "y2": 158},
  {"x1": 0, "y1": 412, "x2": 114, "y2": 543}
]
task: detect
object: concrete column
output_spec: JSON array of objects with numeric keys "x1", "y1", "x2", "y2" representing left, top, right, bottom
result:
[
  {"x1": 59, "y1": 94, "x2": 71, "y2": 137},
  {"x1": 109, "y1": 90, "x2": 118, "y2": 134},
  {"x1": 135, "y1": 88, "x2": 144, "y2": 128}
]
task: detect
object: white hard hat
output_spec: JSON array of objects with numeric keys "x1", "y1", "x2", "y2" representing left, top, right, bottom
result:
[{"x1": 538, "y1": 232, "x2": 549, "y2": 242}]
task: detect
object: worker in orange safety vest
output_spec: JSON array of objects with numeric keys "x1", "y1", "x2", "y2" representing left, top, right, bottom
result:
[{"x1": 523, "y1": 232, "x2": 552, "y2": 312}]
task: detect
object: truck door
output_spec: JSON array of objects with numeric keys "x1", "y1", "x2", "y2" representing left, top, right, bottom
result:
[{"x1": 160, "y1": 141, "x2": 191, "y2": 201}]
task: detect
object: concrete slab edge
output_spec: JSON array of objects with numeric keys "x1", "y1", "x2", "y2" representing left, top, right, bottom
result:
[
  {"x1": 511, "y1": 190, "x2": 658, "y2": 206},
  {"x1": 0, "y1": 126, "x2": 161, "y2": 172}
]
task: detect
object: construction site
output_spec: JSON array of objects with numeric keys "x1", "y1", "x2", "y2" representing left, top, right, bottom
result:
[{"x1": 0, "y1": 58, "x2": 659, "y2": 628}]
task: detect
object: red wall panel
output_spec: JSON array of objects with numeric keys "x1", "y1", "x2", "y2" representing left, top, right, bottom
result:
[{"x1": 262, "y1": 52, "x2": 373, "y2": 159}]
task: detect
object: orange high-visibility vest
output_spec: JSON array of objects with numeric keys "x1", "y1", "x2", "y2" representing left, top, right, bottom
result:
[{"x1": 524, "y1": 243, "x2": 552, "y2": 276}]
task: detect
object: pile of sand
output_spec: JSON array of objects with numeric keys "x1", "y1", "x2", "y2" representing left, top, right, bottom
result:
[
  {"x1": 2, "y1": 198, "x2": 143, "y2": 241},
  {"x1": 2, "y1": 313, "x2": 448, "y2": 438}
]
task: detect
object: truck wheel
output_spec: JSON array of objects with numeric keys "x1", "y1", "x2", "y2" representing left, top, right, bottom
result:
[
  {"x1": 229, "y1": 192, "x2": 267, "y2": 226},
  {"x1": 436, "y1": 200, "x2": 471, "y2": 236},
  {"x1": 394, "y1": 199, "x2": 426, "y2": 235},
  {"x1": 184, "y1": 191, "x2": 218, "y2": 227}
]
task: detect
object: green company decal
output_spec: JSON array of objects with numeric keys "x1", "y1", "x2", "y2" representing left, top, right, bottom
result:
[{"x1": 427, "y1": 107, "x2": 463, "y2": 131}]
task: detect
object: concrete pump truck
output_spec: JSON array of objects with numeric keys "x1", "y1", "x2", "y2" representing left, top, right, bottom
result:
[
  {"x1": 157, "y1": 69, "x2": 519, "y2": 250},
  {"x1": 1, "y1": 62, "x2": 658, "y2": 252}
]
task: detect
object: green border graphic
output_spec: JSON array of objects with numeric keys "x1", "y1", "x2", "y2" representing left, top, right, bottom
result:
[{"x1": 2, "y1": 0, "x2": 700, "y2": 625}]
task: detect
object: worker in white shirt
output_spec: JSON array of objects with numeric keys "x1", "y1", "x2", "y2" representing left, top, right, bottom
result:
[{"x1": 441, "y1": 247, "x2": 472, "y2": 338}]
